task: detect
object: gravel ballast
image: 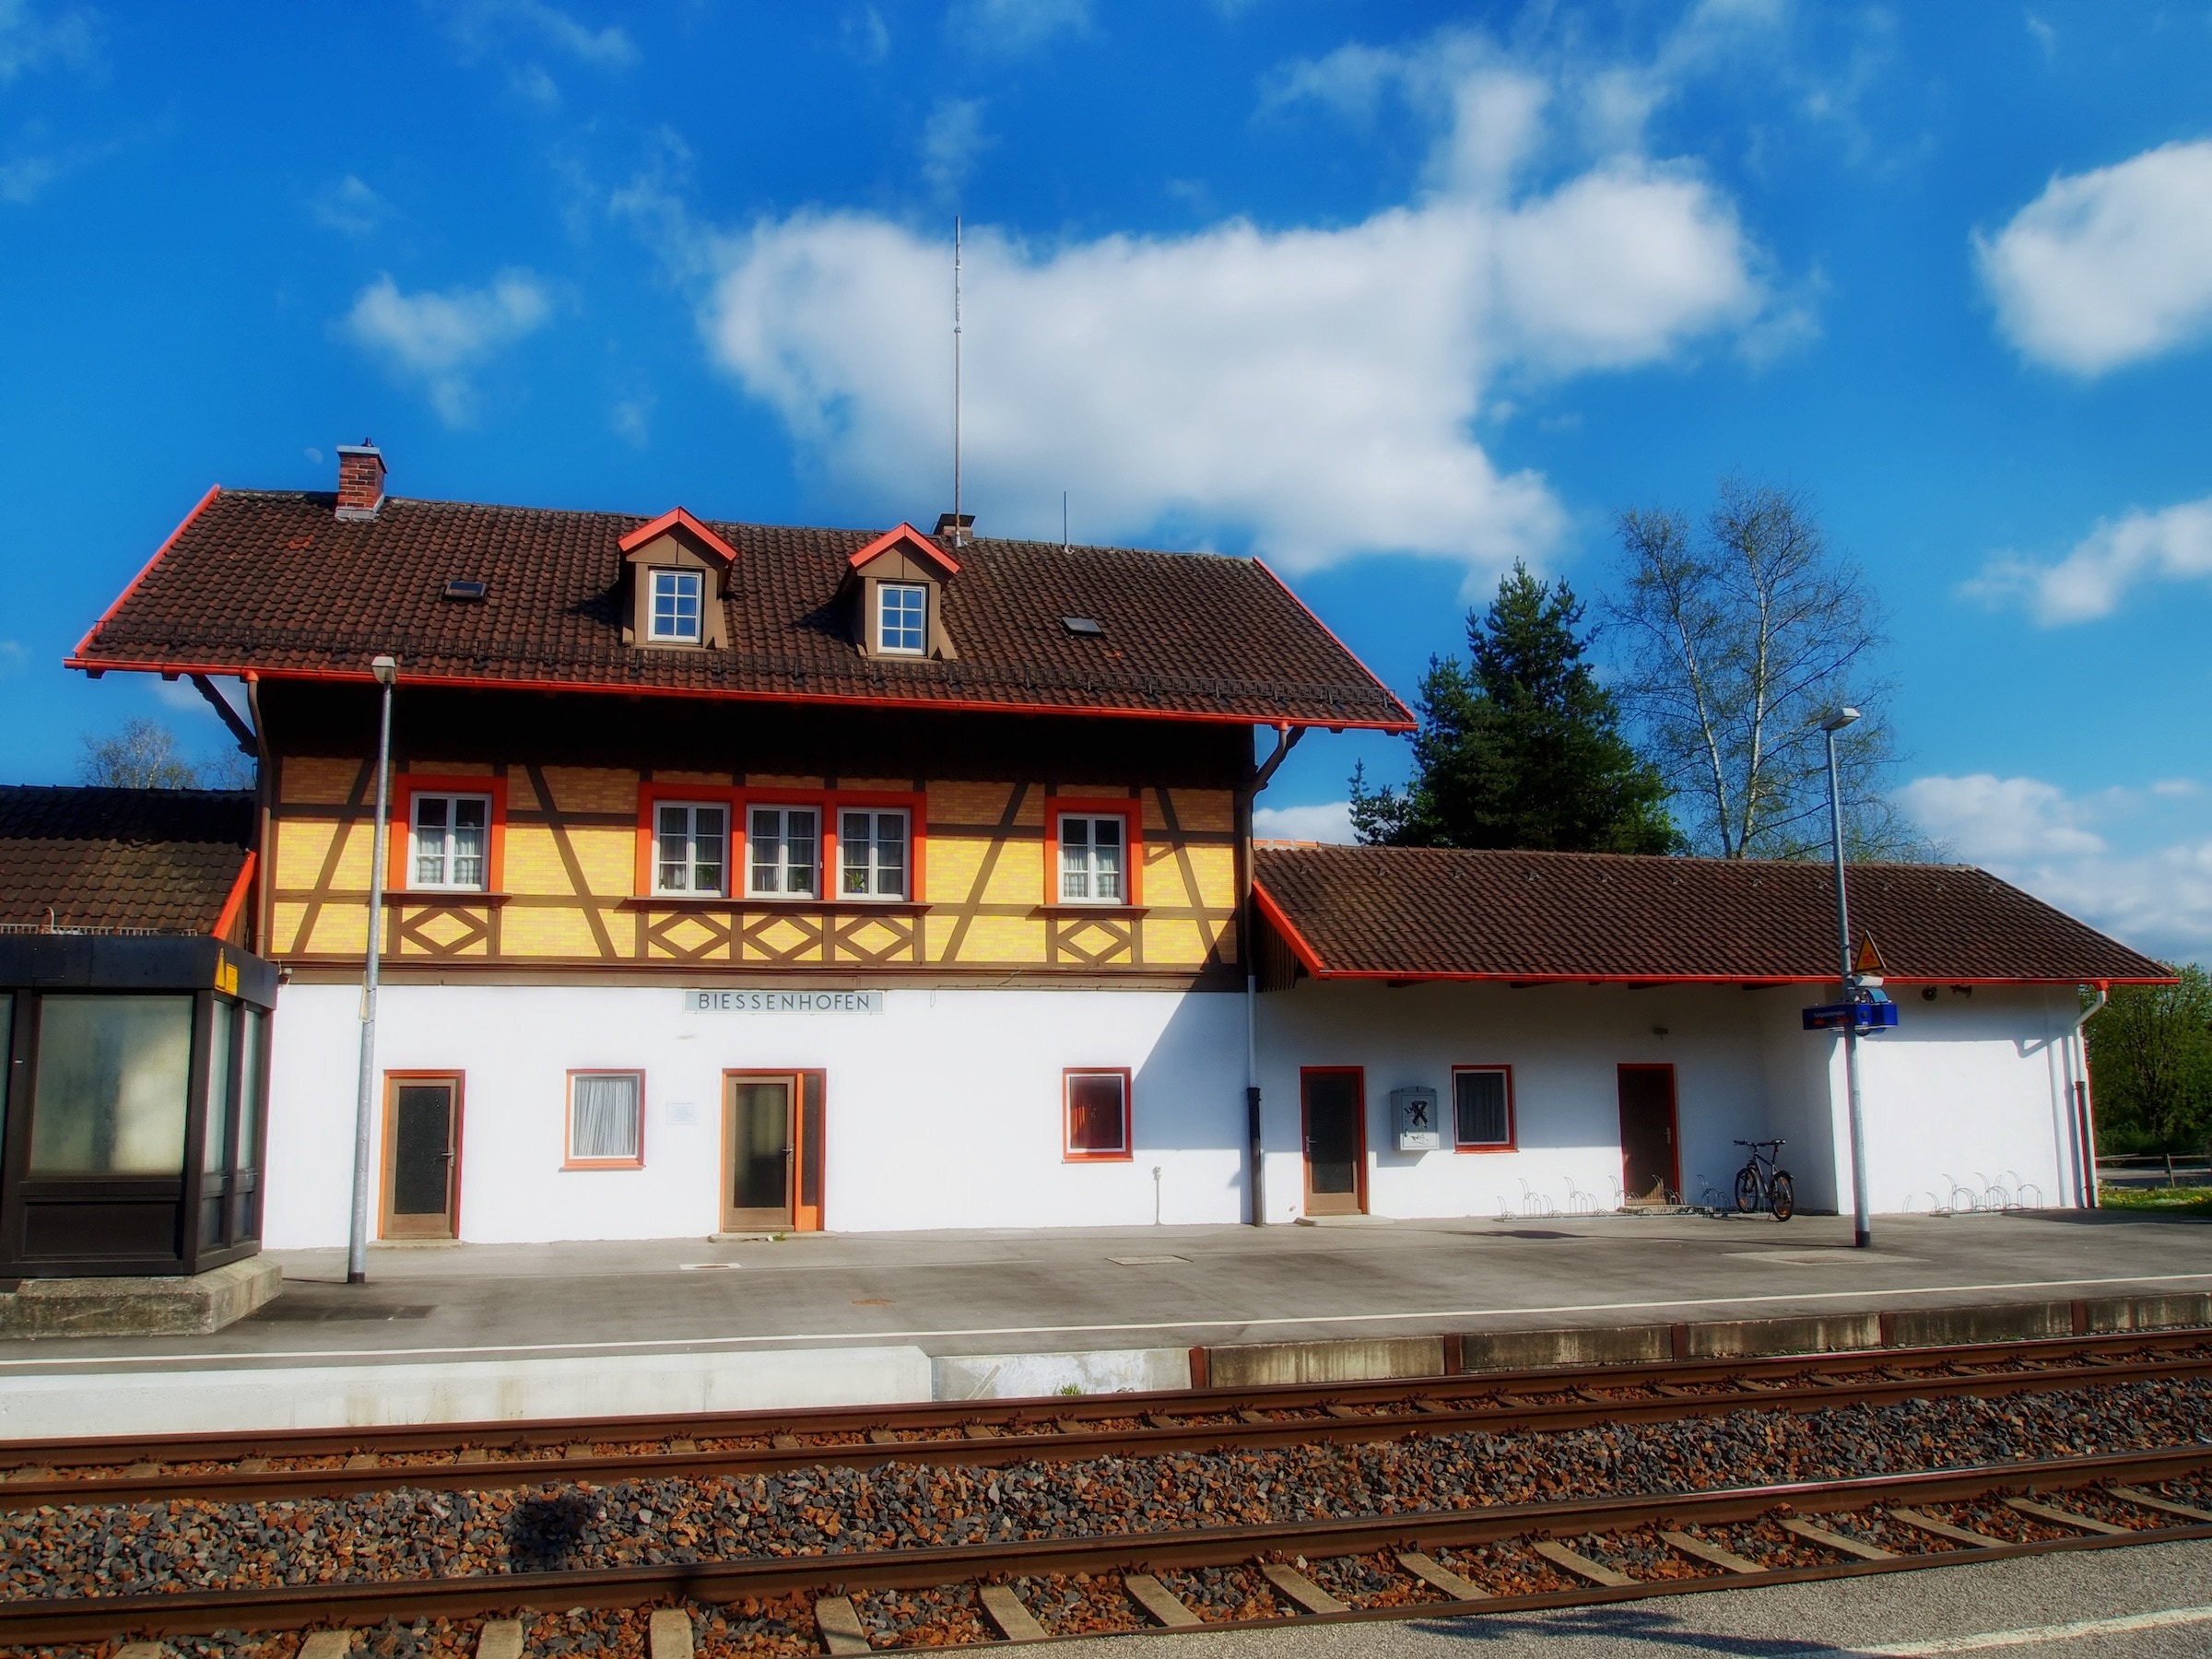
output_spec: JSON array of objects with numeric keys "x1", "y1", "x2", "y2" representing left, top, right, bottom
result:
[{"x1": 4, "y1": 1377, "x2": 2208, "y2": 1603}]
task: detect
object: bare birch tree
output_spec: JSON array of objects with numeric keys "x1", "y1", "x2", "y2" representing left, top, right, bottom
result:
[{"x1": 1606, "y1": 479, "x2": 1928, "y2": 861}]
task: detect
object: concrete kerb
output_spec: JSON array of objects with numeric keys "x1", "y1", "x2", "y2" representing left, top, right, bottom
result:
[{"x1": 1186, "y1": 1291, "x2": 2212, "y2": 1385}]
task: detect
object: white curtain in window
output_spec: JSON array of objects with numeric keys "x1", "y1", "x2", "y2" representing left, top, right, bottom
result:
[{"x1": 571, "y1": 1073, "x2": 641, "y2": 1160}]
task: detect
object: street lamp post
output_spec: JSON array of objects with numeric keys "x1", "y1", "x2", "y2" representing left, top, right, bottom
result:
[
  {"x1": 347, "y1": 655, "x2": 399, "y2": 1286},
  {"x1": 1821, "y1": 706, "x2": 1872, "y2": 1250}
]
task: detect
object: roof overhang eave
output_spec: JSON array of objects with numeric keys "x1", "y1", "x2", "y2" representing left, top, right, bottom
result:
[{"x1": 63, "y1": 656, "x2": 1417, "y2": 733}]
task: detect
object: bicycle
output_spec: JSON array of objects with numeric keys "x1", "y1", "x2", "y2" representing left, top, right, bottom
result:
[{"x1": 1733, "y1": 1138, "x2": 1795, "y2": 1221}]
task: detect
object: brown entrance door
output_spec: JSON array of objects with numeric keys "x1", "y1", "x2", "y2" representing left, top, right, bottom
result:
[
  {"x1": 1617, "y1": 1065, "x2": 1678, "y2": 1206},
  {"x1": 382, "y1": 1075, "x2": 462, "y2": 1239},
  {"x1": 722, "y1": 1073, "x2": 824, "y2": 1232},
  {"x1": 1301, "y1": 1067, "x2": 1367, "y2": 1217}
]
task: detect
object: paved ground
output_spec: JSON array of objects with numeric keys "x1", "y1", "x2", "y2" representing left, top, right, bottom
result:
[
  {"x1": 1048, "y1": 1539, "x2": 2212, "y2": 1657},
  {"x1": 3, "y1": 1206, "x2": 2206, "y2": 1374}
]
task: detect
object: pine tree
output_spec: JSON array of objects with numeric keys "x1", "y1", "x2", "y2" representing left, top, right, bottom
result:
[{"x1": 1350, "y1": 564, "x2": 1678, "y2": 853}]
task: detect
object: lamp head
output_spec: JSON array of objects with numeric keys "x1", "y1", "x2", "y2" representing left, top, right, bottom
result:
[
  {"x1": 1820, "y1": 705, "x2": 1862, "y2": 733},
  {"x1": 371, "y1": 654, "x2": 399, "y2": 688}
]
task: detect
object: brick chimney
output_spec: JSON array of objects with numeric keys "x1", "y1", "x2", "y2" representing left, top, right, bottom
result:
[{"x1": 335, "y1": 441, "x2": 386, "y2": 522}]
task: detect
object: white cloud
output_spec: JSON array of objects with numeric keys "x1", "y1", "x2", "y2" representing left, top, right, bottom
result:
[
  {"x1": 951, "y1": 0, "x2": 1088, "y2": 53},
  {"x1": 312, "y1": 175, "x2": 394, "y2": 237},
  {"x1": 0, "y1": 152, "x2": 58, "y2": 204},
  {"x1": 340, "y1": 270, "x2": 554, "y2": 426},
  {"x1": 1968, "y1": 493, "x2": 2212, "y2": 624},
  {"x1": 609, "y1": 393, "x2": 653, "y2": 446},
  {"x1": 0, "y1": 639, "x2": 27, "y2": 677},
  {"x1": 1897, "y1": 774, "x2": 2106, "y2": 861},
  {"x1": 923, "y1": 97, "x2": 992, "y2": 199},
  {"x1": 0, "y1": 0, "x2": 99, "y2": 86},
  {"x1": 1900, "y1": 773, "x2": 2212, "y2": 965},
  {"x1": 1253, "y1": 801, "x2": 1357, "y2": 843},
  {"x1": 841, "y1": 5, "x2": 888, "y2": 64},
  {"x1": 443, "y1": 0, "x2": 637, "y2": 67},
  {"x1": 679, "y1": 41, "x2": 1763, "y2": 581},
  {"x1": 1976, "y1": 140, "x2": 2212, "y2": 375}
]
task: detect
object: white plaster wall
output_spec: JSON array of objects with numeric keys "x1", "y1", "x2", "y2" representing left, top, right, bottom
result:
[
  {"x1": 1253, "y1": 981, "x2": 1778, "y2": 1224},
  {"x1": 1255, "y1": 981, "x2": 2090, "y2": 1222},
  {"x1": 263, "y1": 983, "x2": 1246, "y2": 1246},
  {"x1": 1842, "y1": 985, "x2": 2082, "y2": 1215}
]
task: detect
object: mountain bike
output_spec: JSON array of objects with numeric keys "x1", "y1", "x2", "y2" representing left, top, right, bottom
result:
[{"x1": 1733, "y1": 1138, "x2": 1795, "y2": 1221}]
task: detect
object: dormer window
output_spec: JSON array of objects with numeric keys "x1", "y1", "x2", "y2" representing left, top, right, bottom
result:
[
  {"x1": 877, "y1": 582, "x2": 927, "y2": 654},
  {"x1": 650, "y1": 569, "x2": 703, "y2": 643}
]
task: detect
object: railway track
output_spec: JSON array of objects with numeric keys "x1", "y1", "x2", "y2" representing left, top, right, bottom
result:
[
  {"x1": 3, "y1": 1447, "x2": 2210, "y2": 1650},
  {"x1": 4, "y1": 1328, "x2": 2209, "y2": 1651},
  {"x1": 6, "y1": 1328, "x2": 2209, "y2": 1508}
]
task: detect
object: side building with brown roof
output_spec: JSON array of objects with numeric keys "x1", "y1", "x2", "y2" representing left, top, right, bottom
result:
[{"x1": 1249, "y1": 844, "x2": 2166, "y2": 1221}]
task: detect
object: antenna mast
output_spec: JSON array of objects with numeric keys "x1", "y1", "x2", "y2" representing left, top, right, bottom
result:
[{"x1": 952, "y1": 217, "x2": 963, "y2": 548}]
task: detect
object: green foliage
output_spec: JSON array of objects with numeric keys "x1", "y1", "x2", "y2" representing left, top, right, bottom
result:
[
  {"x1": 1606, "y1": 478, "x2": 1930, "y2": 861},
  {"x1": 76, "y1": 716, "x2": 253, "y2": 791},
  {"x1": 2088, "y1": 965, "x2": 2212, "y2": 1155},
  {"x1": 1350, "y1": 563, "x2": 1677, "y2": 854}
]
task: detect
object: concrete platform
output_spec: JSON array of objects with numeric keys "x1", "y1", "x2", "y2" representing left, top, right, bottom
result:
[{"x1": 1, "y1": 1209, "x2": 2206, "y2": 1436}]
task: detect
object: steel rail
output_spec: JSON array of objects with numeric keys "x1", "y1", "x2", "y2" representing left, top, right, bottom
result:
[
  {"x1": 3, "y1": 1444, "x2": 2207, "y2": 1644},
  {"x1": 10, "y1": 1327, "x2": 2194, "y2": 1469},
  {"x1": 6, "y1": 1334, "x2": 2208, "y2": 1511}
]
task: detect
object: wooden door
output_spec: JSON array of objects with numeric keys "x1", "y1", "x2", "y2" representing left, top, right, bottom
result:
[
  {"x1": 1300, "y1": 1067, "x2": 1367, "y2": 1217},
  {"x1": 724, "y1": 1073, "x2": 799, "y2": 1231},
  {"x1": 382, "y1": 1075, "x2": 462, "y2": 1239},
  {"x1": 1617, "y1": 1065, "x2": 1678, "y2": 1206}
]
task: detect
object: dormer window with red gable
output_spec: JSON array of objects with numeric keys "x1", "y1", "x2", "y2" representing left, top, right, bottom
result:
[
  {"x1": 618, "y1": 508, "x2": 738, "y2": 650},
  {"x1": 846, "y1": 524, "x2": 960, "y2": 660}
]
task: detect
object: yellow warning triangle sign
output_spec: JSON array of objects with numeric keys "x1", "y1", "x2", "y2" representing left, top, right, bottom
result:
[{"x1": 1853, "y1": 935, "x2": 1888, "y2": 975}]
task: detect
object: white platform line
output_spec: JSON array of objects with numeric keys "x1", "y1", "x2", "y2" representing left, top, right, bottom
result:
[
  {"x1": 4, "y1": 1269, "x2": 2208, "y2": 1373},
  {"x1": 1858, "y1": 1601, "x2": 2212, "y2": 1653}
]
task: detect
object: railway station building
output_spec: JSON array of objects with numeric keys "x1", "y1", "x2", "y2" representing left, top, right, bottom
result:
[{"x1": 37, "y1": 444, "x2": 2168, "y2": 1260}]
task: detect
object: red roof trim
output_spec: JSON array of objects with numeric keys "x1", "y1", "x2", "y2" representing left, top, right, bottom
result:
[
  {"x1": 849, "y1": 523, "x2": 961, "y2": 577},
  {"x1": 618, "y1": 507, "x2": 739, "y2": 564},
  {"x1": 75, "y1": 484, "x2": 221, "y2": 662},
  {"x1": 61, "y1": 655, "x2": 1415, "y2": 732},
  {"x1": 1253, "y1": 880, "x2": 1330, "y2": 976},
  {"x1": 1253, "y1": 559, "x2": 1415, "y2": 730},
  {"x1": 213, "y1": 849, "x2": 257, "y2": 943}
]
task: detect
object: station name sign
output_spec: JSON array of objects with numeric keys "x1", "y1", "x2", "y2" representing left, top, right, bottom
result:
[{"x1": 688, "y1": 989, "x2": 885, "y2": 1015}]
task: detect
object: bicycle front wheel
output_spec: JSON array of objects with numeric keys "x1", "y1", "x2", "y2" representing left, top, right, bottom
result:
[
  {"x1": 1735, "y1": 1167, "x2": 1759, "y2": 1213},
  {"x1": 1770, "y1": 1171, "x2": 1795, "y2": 1222}
]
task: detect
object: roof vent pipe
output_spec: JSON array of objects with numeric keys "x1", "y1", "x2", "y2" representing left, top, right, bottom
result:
[{"x1": 335, "y1": 441, "x2": 386, "y2": 522}]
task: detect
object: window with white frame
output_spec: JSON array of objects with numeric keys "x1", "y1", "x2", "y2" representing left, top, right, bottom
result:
[
  {"x1": 654, "y1": 803, "x2": 726, "y2": 896},
  {"x1": 1057, "y1": 813, "x2": 1125, "y2": 903},
  {"x1": 649, "y1": 569, "x2": 703, "y2": 642},
  {"x1": 748, "y1": 806, "x2": 819, "y2": 898},
  {"x1": 840, "y1": 809, "x2": 910, "y2": 899},
  {"x1": 411, "y1": 794, "x2": 490, "y2": 889},
  {"x1": 1065, "y1": 1070, "x2": 1130, "y2": 1159},
  {"x1": 877, "y1": 582, "x2": 926, "y2": 654},
  {"x1": 1453, "y1": 1066, "x2": 1514, "y2": 1149},
  {"x1": 569, "y1": 1071, "x2": 642, "y2": 1165}
]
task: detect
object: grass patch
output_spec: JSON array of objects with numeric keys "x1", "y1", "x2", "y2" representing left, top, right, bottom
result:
[{"x1": 2097, "y1": 1184, "x2": 2212, "y2": 1214}]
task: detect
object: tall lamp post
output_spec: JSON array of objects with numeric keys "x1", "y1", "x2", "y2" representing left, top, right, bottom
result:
[
  {"x1": 347, "y1": 654, "x2": 399, "y2": 1285},
  {"x1": 1821, "y1": 705, "x2": 1872, "y2": 1250}
]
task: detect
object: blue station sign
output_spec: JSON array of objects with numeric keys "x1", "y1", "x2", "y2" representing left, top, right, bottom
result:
[{"x1": 1803, "y1": 1001, "x2": 1900, "y2": 1031}]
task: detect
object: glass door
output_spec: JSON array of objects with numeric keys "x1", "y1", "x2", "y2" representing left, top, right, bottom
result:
[
  {"x1": 723, "y1": 1075, "x2": 795, "y2": 1231},
  {"x1": 382, "y1": 1075, "x2": 462, "y2": 1240}
]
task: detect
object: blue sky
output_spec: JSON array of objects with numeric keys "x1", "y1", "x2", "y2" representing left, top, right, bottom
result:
[{"x1": 3, "y1": 1, "x2": 2210, "y2": 961}]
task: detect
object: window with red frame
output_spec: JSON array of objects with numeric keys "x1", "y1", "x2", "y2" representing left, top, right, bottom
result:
[
  {"x1": 1452, "y1": 1066, "x2": 1514, "y2": 1150},
  {"x1": 1065, "y1": 1070, "x2": 1131, "y2": 1159}
]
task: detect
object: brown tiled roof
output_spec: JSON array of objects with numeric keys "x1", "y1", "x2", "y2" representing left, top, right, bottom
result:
[
  {"x1": 1253, "y1": 843, "x2": 2171, "y2": 984},
  {"x1": 72, "y1": 490, "x2": 1411, "y2": 729},
  {"x1": 0, "y1": 786, "x2": 253, "y2": 935}
]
